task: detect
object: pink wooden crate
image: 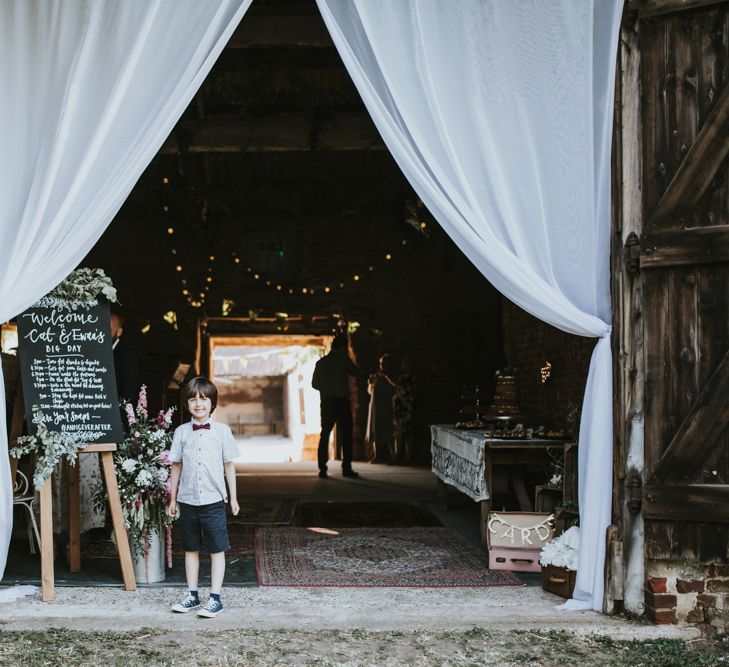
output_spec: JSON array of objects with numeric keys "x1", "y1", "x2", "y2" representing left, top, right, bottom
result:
[
  {"x1": 486, "y1": 511, "x2": 553, "y2": 573},
  {"x1": 488, "y1": 546, "x2": 542, "y2": 572}
]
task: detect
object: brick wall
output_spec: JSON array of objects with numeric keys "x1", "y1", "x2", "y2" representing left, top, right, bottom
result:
[
  {"x1": 501, "y1": 300, "x2": 595, "y2": 431},
  {"x1": 647, "y1": 561, "x2": 729, "y2": 629}
]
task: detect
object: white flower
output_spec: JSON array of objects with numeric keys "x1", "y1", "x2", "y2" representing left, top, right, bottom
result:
[
  {"x1": 135, "y1": 469, "x2": 153, "y2": 487},
  {"x1": 121, "y1": 458, "x2": 138, "y2": 474},
  {"x1": 540, "y1": 526, "x2": 579, "y2": 570},
  {"x1": 157, "y1": 467, "x2": 169, "y2": 482},
  {"x1": 549, "y1": 474, "x2": 562, "y2": 486}
]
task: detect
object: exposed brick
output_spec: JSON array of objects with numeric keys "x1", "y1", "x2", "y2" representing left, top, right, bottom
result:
[
  {"x1": 646, "y1": 577, "x2": 667, "y2": 594},
  {"x1": 676, "y1": 579, "x2": 705, "y2": 594},
  {"x1": 686, "y1": 606, "x2": 705, "y2": 624},
  {"x1": 714, "y1": 564, "x2": 729, "y2": 577},
  {"x1": 645, "y1": 590, "x2": 677, "y2": 609},
  {"x1": 647, "y1": 607, "x2": 677, "y2": 625},
  {"x1": 707, "y1": 580, "x2": 729, "y2": 593},
  {"x1": 697, "y1": 594, "x2": 717, "y2": 608}
]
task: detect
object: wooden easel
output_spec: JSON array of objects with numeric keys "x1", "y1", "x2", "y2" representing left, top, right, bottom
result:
[
  {"x1": 39, "y1": 443, "x2": 136, "y2": 601},
  {"x1": 9, "y1": 379, "x2": 136, "y2": 601}
]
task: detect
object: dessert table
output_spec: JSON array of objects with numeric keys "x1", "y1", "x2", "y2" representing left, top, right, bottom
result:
[{"x1": 430, "y1": 425, "x2": 576, "y2": 543}]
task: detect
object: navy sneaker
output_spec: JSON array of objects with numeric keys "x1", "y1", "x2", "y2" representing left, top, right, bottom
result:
[
  {"x1": 197, "y1": 596, "x2": 223, "y2": 618},
  {"x1": 171, "y1": 591, "x2": 200, "y2": 613}
]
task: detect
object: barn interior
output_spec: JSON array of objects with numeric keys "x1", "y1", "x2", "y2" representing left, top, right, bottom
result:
[{"x1": 3, "y1": 0, "x2": 595, "y2": 588}]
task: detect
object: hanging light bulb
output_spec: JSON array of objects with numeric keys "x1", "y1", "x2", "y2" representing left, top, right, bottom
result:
[
  {"x1": 167, "y1": 227, "x2": 174, "y2": 235},
  {"x1": 222, "y1": 299, "x2": 235, "y2": 317},
  {"x1": 385, "y1": 253, "x2": 392, "y2": 260},
  {"x1": 162, "y1": 311, "x2": 178, "y2": 330},
  {"x1": 175, "y1": 265, "x2": 182, "y2": 272}
]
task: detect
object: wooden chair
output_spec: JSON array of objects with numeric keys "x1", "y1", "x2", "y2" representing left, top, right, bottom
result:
[{"x1": 12, "y1": 467, "x2": 41, "y2": 554}]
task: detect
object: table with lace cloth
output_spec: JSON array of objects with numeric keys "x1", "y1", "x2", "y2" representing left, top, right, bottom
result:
[
  {"x1": 430, "y1": 425, "x2": 576, "y2": 544},
  {"x1": 430, "y1": 425, "x2": 489, "y2": 502}
]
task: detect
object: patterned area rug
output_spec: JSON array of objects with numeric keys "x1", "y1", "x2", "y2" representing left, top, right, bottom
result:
[
  {"x1": 256, "y1": 527, "x2": 523, "y2": 587},
  {"x1": 298, "y1": 502, "x2": 441, "y2": 528}
]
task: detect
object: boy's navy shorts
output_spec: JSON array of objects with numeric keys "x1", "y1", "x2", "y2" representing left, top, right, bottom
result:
[{"x1": 178, "y1": 501, "x2": 230, "y2": 553}]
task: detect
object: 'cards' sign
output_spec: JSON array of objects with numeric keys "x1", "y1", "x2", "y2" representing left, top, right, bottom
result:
[{"x1": 18, "y1": 297, "x2": 123, "y2": 443}]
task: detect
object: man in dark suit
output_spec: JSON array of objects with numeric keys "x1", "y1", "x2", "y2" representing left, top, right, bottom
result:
[
  {"x1": 312, "y1": 335, "x2": 364, "y2": 479},
  {"x1": 110, "y1": 311, "x2": 141, "y2": 406}
]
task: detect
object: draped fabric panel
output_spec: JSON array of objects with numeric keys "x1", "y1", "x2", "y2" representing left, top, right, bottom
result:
[
  {"x1": 0, "y1": 0, "x2": 252, "y2": 594},
  {"x1": 316, "y1": 0, "x2": 622, "y2": 611}
]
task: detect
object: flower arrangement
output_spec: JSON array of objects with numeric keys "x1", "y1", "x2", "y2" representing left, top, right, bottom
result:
[
  {"x1": 10, "y1": 407, "x2": 87, "y2": 489},
  {"x1": 95, "y1": 385, "x2": 176, "y2": 566},
  {"x1": 539, "y1": 526, "x2": 580, "y2": 571}
]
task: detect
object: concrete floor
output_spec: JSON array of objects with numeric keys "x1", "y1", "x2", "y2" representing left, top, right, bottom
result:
[{"x1": 0, "y1": 463, "x2": 698, "y2": 639}]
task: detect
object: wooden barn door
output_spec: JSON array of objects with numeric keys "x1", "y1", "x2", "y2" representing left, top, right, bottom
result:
[{"x1": 636, "y1": 0, "x2": 729, "y2": 562}]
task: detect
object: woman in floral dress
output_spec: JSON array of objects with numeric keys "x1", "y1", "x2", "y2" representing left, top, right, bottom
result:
[{"x1": 391, "y1": 356, "x2": 416, "y2": 464}]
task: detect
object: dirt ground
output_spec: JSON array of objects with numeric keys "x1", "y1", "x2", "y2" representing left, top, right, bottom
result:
[{"x1": 2, "y1": 585, "x2": 725, "y2": 666}]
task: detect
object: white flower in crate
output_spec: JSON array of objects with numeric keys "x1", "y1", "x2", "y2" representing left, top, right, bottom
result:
[{"x1": 540, "y1": 526, "x2": 580, "y2": 571}]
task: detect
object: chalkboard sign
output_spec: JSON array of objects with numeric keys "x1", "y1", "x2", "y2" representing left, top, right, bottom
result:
[{"x1": 17, "y1": 297, "x2": 124, "y2": 444}]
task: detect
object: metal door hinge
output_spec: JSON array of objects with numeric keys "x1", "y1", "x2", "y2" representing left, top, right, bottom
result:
[
  {"x1": 623, "y1": 232, "x2": 641, "y2": 275},
  {"x1": 626, "y1": 471, "x2": 642, "y2": 515}
]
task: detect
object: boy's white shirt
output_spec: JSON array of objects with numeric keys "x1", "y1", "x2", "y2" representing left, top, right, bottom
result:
[{"x1": 169, "y1": 416, "x2": 238, "y2": 506}]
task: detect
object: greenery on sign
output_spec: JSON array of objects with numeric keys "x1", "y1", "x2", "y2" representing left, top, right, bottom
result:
[
  {"x1": 9, "y1": 407, "x2": 87, "y2": 490},
  {"x1": 47, "y1": 267, "x2": 117, "y2": 310}
]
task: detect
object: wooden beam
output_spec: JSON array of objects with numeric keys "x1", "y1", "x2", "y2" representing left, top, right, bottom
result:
[
  {"x1": 649, "y1": 348, "x2": 729, "y2": 484},
  {"x1": 643, "y1": 484, "x2": 729, "y2": 522},
  {"x1": 162, "y1": 113, "x2": 384, "y2": 154},
  {"x1": 647, "y1": 82, "x2": 729, "y2": 229},
  {"x1": 640, "y1": 225, "x2": 729, "y2": 268},
  {"x1": 228, "y1": 15, "x2": 333, "y2": 48},
  {"x1": 629, "y1": 0, "x2": 729, "y2": 17}
]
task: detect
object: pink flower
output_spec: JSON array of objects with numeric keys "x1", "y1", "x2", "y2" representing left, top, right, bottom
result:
[
  {"x1": 133, "y1": 431, "x2": 141, "y2": 439},
  {"x1": 163, "y1": 408, "x2": 174, "y2": 427},
  {"x1": 159, "y1": 450, "x2": 173, "y2": 466},
  {"x1": 135, "y1": 498, "x2": 142, "y2": 509},
  {"x1": 125, "y1": 404, "x2": 136, "y2": 426},
  {"x1": 137, "y1": 385, "x2": 148, "y2": 420}
]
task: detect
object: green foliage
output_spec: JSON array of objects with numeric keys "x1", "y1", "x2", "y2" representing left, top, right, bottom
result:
[
  {"x1": 46, "y1": 267, "x2": 117, "y2": 310},
  {"x1": 9, "y1": 407, "x2": 86, "y2": 490}
]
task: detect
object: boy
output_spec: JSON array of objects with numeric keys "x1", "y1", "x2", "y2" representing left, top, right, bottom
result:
[{"x1": 168, "y1": 376, "x2": 239, "y2": 617}]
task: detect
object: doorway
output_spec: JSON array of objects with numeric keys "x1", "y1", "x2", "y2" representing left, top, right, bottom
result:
[{"x1": 210, "y1": 334, "x2": 330, "y2": 463}]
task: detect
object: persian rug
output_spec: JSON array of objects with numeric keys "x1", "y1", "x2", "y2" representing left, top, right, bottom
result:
[
  {"x1": 298, "y1": 502, "x2": 442, "y2": 528},
  {"x1": 256, "y1": 527, "x2": 523, "y2": 587}
]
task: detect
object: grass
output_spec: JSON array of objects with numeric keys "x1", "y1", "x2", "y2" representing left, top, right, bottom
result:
[{"x1": 0, "y1": 627, "x2": 726, "y2": 666}]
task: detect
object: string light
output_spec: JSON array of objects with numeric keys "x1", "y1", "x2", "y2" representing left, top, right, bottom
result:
[
  {"x1": 162, "y1": 177, "x2": 169, "y2": 184},
  {"x1": 386, "y1": 253, "x2": 392, "y2": 260},
  {"x1": 162, "y1": 311, "x2": 178, "y2": 330},
  {"x1": 140, "y1": 322, "x2": 151, "y2": 334},
  {"x1": 167, "y1": 227, "x2": 174, "y2": 235},
  {"x1": 353, "y1": 275, "x2": 360, "y2": 281},
  {"x1": 175, "y1": 265, "x2": 182, "y2": 272}
]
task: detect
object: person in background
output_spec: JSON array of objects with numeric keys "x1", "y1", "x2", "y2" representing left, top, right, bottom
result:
[
  {"x1": 391, "y1": 355, "x2": 417, "y2": 465},
  {"x1": 110, "y1": 311, "x2": 141, "y2": 405},
  {"x1": 366, "y1": 353, "x2": 394, "y2": 464},
  {"x1": 311, "y1": 335, "x2": 364, "y2": 479},
  {"x1": 168, "y1": 376, "x2": 239, "y2": 618}
]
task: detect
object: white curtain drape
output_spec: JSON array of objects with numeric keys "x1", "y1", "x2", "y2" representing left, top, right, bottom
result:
[
  {"x1": 317, "y1": 0, "x2": 622, "y2": 611},
  {"x1": 0, "y1": 0, "x2": 252, "y2": 594}
]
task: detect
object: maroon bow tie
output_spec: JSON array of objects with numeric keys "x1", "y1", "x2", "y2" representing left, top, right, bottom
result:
[{"x1": 193, "y1": 423, "x2": 210, "y2": 431}]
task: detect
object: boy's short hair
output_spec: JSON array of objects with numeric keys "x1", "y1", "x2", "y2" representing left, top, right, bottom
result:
[{"x1": 182, "y1": 376, "x2": 218, "y2": 412}]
